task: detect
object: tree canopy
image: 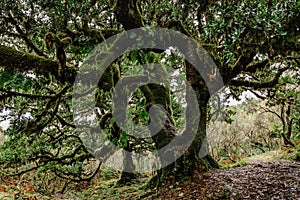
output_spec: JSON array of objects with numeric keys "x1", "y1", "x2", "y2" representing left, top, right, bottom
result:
[{"x1": 0, "y1": 0, "x2": 299, "y2": 191}]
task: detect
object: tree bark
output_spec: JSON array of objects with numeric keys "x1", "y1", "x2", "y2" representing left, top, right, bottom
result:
[
  {"x1": 170, "y1": 61, "x2": 219, "y2": 178},
  {"x1": 0, "y1": 45, "x2": 59, "y2": 76},
  {"x1": 112, "y1": 0, "x2": 221, "y2": 187}
]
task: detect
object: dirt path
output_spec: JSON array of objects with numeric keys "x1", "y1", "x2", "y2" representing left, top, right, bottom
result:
[
  {"x1": 150, "y1": 160, "x2": 300, "y2": 199},
  {"x1": 243, "y1": 150, "x2": 281, "y2": 164}
]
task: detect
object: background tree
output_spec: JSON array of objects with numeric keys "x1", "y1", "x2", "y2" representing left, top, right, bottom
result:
[
  {"x1": 208, "y1": 99, "x2": 283, "y2": 163},
  {"x1": 263, "y1": 70, "x2": 300, "y2": 147}
]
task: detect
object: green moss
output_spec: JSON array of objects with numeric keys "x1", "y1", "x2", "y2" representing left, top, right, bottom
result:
[
  {"x1": 98, "y1": 64, "x2": 120, "y2": 92},
  {"x1": 219, "y1": 161, "x2": 248, "y2": 169},
  {"x1": 0, "y1": 45, "x2": 59, "y2": 76},
  {"x1": 200, "y1": 158, "x2": 210, "y2": 172}
]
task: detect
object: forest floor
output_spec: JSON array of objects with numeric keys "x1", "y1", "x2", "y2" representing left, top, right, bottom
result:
[
  {"x1": 150, "y1": 160, "x2": 300, "y2": 199},
  {"x1": 0, "y1": 150, "x2": 299, "y2": 199},
  {"x1": 149, "y1": 150, "x2": 300, "y2": 199}
]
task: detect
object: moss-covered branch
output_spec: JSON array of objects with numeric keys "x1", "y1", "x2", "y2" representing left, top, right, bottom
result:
[
  {"x1": 84, "y1": 29, "x2": 123, "y2": 43},
  {"x1": 229, "y1": 66, "x2": 289, "y2": 89},
  {"x1": 6, "y1": 12, "x2": 46, "y2": 57},
  {"x1": 0, "y1": 45, "x2": 59, "y2": 76}
]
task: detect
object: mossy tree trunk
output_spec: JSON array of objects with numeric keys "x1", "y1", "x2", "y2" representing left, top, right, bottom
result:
[
  {"x1": 113, "y1": 0, "x2": 220, "y2": 186},
  {"x1": 149, "y1": 62, "x2": 219, "y2": 186}
]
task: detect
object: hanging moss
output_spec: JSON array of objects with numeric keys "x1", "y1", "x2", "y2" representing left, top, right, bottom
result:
[{"x1": 98, "y1": 64, "x2": 120, "y2": 92}]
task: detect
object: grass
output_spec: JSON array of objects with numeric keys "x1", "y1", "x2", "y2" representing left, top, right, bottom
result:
[
  {"x1": 219, "y1": 160, "x2": 248, "y2": 169},
  {"x1": 219, "y1": 146, "x2": 300, "y2": 169},
  {"x1": 68, "y1": 179, "x2": 150, "y2": 200},
  {"x1": 241, "y1": 150, "x2": 279, "y2": 163}
]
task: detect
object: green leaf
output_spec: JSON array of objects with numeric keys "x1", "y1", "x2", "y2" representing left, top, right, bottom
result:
[{"x1": 119, "y1": 134, "x2": 129, "y2": 148}]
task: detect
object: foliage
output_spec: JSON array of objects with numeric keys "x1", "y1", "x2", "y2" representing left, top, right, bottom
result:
[
  {"x1": 208, "y1": 99, "x2": 283, "y2": 162},
  {"x1": 0, "y1": 0, "x2": 299, "y2": 195},
  {"x1": 264, "y1": 72, "x2": 300, "y2": 145}
]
